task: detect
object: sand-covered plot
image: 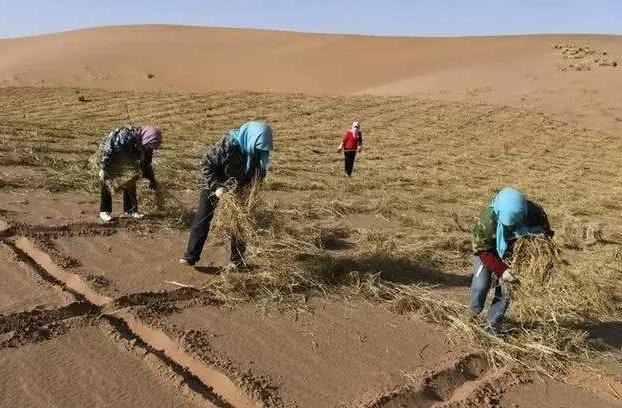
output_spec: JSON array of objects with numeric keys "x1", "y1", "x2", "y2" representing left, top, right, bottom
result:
[
  {"x1": 54, "y1": 230, "x2": 228, "y2": 296},
  {"x1": 0, "y1": 325, "x2": 198, "y2": 408},
  {"x1": 499, "y1": 380, "x2": 621, "y2": 408},
  {"x1": 161, "y1": 300, "x2": 466, "y2": 407},
  {"x1": 0, "y1": 165, "x2": 43, "y2": 180},
  {"x1": 0, "y1": 242, "x2": 69, "y2": 314},
  {"x1": 0, "y1": 191, "x2": 96, "y2": 226}
]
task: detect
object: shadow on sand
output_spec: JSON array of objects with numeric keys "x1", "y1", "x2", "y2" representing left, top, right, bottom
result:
[
  {"x1": 586, "y1": 321, "x2": 622, "y2": 349},
  {"x1": 300, "y1": 251, "x2": 471, "y2": 288},
  {"x1": 193, "y1": 266, "x2": 222, "y2": 275}
]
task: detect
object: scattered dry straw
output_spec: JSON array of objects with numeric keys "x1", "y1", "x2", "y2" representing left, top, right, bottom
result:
[
  {"x1": 203, "y1": 213, "x2": 621, "y2": 375},
  {"x1": 141, "y1": 184, "x2": 193, "y2": 229}
]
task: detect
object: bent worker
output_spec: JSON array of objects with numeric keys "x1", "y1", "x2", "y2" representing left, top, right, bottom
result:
[
  {"x1": 470, "y1": 187, "x2": 553, "y2": 333},
  {"x1": 337, "y1": 121, "x2": 363, "y2": 177},
  {"x1": 98, "y1": 126, "x2": 162, "y2": 223},
  {"x1": 179, "y1": 121, "x2": 274, "y2": 267}
]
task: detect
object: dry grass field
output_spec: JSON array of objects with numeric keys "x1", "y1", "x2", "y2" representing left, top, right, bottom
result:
[{"x1": 1, "y1": 86, "x2": 622, "y2": 407}]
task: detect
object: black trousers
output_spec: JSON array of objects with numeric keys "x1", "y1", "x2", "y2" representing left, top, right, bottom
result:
[
  {"x1": 344, "y1": 151, "x2": 357, "y2": 176},
  {"x1": 184, "y1": 190, "x2": 247, "y2": 265},
  {"x1": 100, "y1": 183, "x2": 138, "y2": 213}
]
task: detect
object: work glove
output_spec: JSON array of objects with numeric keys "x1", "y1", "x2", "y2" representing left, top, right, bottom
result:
[
  {"x1": 358, "y1": 146, "x2": 363, "y2": 153},
  {"x1": 98, "y1": 169, "x2": 107, "y2": 181},
  {"x1": 500, "y1": 269, "x2": 517, "y2": 283},
  {"x1": 499, "y1": 269, "x2": 517, "y2": 296},
  {"x1": 214, "y1": 187, "x2": 225, "y2": 198}
]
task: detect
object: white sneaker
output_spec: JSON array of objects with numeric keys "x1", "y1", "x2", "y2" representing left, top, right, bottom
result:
[
  {"x1": 121, "y1": 212, "x2": 144, "y2": 220},
  {"x1": 99, "y1": 212, "x2": 113, "y2": 223}
]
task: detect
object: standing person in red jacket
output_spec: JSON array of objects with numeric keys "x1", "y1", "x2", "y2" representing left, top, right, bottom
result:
[{"x1": 337, "y1": 121, "x2": 363, "y2": 177}]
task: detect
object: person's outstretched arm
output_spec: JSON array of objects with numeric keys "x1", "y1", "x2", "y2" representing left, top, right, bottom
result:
[{"x1": 478, "y1": 251, "x2": 508, "y2": 278}]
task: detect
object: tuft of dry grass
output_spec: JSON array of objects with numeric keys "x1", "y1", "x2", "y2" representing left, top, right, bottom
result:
[
  {"x1": 554, "y1": 43, "x2": 618, "y2": 71},
  {"x1": 140, "y1": 184, "x2": 194, "y2": 229},
  {"x1": 556, "y1": 215, "x2": 605, "y2": 249}
]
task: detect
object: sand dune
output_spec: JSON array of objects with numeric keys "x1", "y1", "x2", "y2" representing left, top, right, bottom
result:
[
  {"x1": 2, "y1": 25, "x2": 621, "y2": 132},
  {"x1": 0, "y1": 25, "x2": 616, "y2": 94}
]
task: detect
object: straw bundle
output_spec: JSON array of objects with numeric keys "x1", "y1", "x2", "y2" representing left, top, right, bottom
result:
[
  {"x1": 510, "y1": 235, "x2": 560, "y2": 286},
  {"x1": 212, "y1": 177, "x2": 262, "y2": 245},
  {"x1": 89, "y1": 151, "x2": 140, "y2": 194},
  {"x1": 509, "y1": 235, "x2": 614, "y2": 325}
]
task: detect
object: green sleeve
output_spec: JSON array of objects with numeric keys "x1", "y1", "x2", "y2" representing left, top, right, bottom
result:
[{"x1": 472, "y1": 207, "x2": 497, "y2": 254}]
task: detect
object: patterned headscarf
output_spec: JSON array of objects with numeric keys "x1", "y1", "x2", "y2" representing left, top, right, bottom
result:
[{"x1": 137, "y1": 126, "x2": 162, "y2": 150}]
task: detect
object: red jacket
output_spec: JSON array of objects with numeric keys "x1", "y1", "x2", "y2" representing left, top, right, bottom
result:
[
  {"x1": 342, "y1": 129, "x2": 363, "y2": 151},
  {"x1": 478, "y1": 252, "x2": 508, "y2": 278}
]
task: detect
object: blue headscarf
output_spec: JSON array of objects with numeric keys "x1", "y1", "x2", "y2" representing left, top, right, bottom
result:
[
  {"x1": 491, "y1": 187, "x2": 529, "y2": 259},
  {"x1": 229, "y1": 121, "x2": 274, "y2": 174}
]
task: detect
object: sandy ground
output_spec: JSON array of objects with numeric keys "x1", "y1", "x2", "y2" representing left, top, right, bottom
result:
[
  {"x1": 0, "y1": 242, "x2": 70, "y2": 314},
  {"x1": 0, "y1": 191, "x2": 96, "y2": 226},
  {"x1": 0, "y1": 165, "x2": 43, "y2": 180},
  {"x1": 0, "y1": 324, "x2": 198, "y2": 408},
  {"x1": 499, "y1": 380, "x2": 621, "y2": 408},
  {"x1": 1, "y1": 26, "x2": 621, "y2": 133},
  {"x1": 161, "y1": 301, "x2": 468, "y2": 407},
  {"x1": 54, "y1": 230, "x2": 228, "y2": 296}
]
